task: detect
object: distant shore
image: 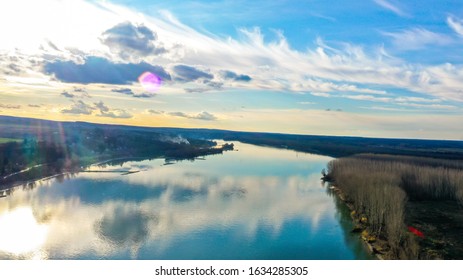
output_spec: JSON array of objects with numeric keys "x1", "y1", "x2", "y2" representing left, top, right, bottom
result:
[{"x1": 0, "y1": 144, "x2": 233, "y2": 193}]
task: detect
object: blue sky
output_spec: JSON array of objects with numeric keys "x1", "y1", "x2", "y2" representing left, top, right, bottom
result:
[{"x1": 0, "y1": 0, "x2": 463, "y2": 139}]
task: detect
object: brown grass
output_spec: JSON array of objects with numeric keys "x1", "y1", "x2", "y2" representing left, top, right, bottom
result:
[{"x1": 326, "y1": 154, "x2": 463, "y2": 259}]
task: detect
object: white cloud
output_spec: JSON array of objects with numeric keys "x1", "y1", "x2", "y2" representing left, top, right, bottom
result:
[
  {"x1": 97, "y1": 108, "x2": 133, "y2": 119},
  {"x1": 447, "y1": 15, "x2": 463, "y2": 37},
  {"x1": 168, "y1": 111, "x2": 217, "y2": 121},
  {"x1": 341, "y1": 94, "x2": 455, "y2": 110},
  {"x1": 2, "y1": 0, "x2": 463, "y2": 108},
  {"x1": 395, "y1": 103, "x2": 457, "y2": 110},
  {"x1": 373, "y1": 0, "x2": 409, "y2": 17},
  {"x1": 394, "y1": 96, "x2": 441, "y2": 103},
  {"x1": 343, "y1": 94, "x2": 392, "y2": 102},
  {"x1": 310, "y1": 92, "x2": 331, "y2": 98},
  {"x1": 61, "y1": 100, "x2": 133, "y2": 118},
  {"x1": 382, "y1": 28, "x2": 453, "y2": 50}
]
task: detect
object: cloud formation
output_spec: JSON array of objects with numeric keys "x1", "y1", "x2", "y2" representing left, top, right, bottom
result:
[
  {"x1": 382, "y1": 28, "x2": 453, "y2": 50},
  {"x1": 147, "y1": 109, "x2": 164, "y2": 115},
  {"x1": 45, "y1": 56, "x2": 171, "y2": 84},
  {"x1": 0, "y1": 103, "x2": 21, "y2": 109},
  {"x1": 220, "y1": 70, "x2": 251, "y2": 82},
  {"x1": 61, "y1": 100, "x2": 93, "y2": 115},
  {"x1": 172, "y1": 65, "x2": 213, "y2": 82},
  {"x1": 168, "y1": 111, "x2": 217, "y2": 121},
  {"x1": 61, "y1": 100, "x2": 133, "y2": 119},
  {"x1": 97, "y1": 109, "x2": 133, "y2": 119},
  {"x1": 101, "y1": 22, "x2": 166, "y2": 60},
  {"x1": 1, "y1": 0, "x2": 463, "y2": 138},
  {"x1": 61, "y1": 91, "x2": 75, "y2": 98},
  {"x1": 374, "y1": 0, "x2": 408, "y2": 17},
  {"x1": 111, "y1": 88, "x2": 156, "y2": 98},
  {"x1": 447, "y1": 15, "x2": 463, "y2": 37}
]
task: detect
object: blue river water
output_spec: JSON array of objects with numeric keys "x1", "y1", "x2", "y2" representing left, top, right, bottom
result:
[{"x1": 0, "y1": 142, "x2": 370, "y2": 259}]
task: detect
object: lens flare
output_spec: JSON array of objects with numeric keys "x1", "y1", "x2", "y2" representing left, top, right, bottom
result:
[{"x1": 138, "y1": 72, "x2": 162, "y2": 92}]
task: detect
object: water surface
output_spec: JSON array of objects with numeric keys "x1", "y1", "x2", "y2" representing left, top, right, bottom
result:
[{"x1": 0, "y1": 142, "x2": 370, "y2": 259}]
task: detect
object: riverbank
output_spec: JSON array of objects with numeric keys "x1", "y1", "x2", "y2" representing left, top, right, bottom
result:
[
  {"x1": 0, "y1": 143, "x2": 234, "y2": 193},
  {"x1": 329, "y1": 185, "x2": 384, "y2": 260},
  {"x1": 324, "y1": 154, "x2": 463, "y2": 259}
]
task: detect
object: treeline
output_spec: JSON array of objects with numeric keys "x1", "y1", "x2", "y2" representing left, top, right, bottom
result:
[
  {"x1": 326, "y1": 154, "x2": 463, "y2": 259},
  {"x1": 220, "y1": 132, "x2": 463, "y2": 159},
  {"x1": 0, "y1": 127, "x2": 225, "y2": 189},
  {"x1": 0, "y1": 140, "x2": 68, "y2": 176}
]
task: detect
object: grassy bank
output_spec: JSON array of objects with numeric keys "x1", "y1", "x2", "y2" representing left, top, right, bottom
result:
[{"x1": 325, "y1": 154, "x2": 463, "y2": 259}]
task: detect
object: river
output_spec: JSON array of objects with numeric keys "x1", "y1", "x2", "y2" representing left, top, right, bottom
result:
[{"x1": 0, "y1": 142, "x2": 370, "y2": 259}]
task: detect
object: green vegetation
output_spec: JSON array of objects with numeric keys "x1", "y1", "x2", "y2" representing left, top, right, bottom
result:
[{"x1": 325, "y1": 154, "x2": 463, "y2": 259}]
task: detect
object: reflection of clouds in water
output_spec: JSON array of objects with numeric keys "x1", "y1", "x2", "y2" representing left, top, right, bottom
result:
[
  {"x1": 0, "y1": 171, "x2": 330, "y2": 259},
  {"x1": 96, "y1": 207, "x2": 156, "y2": 246},
  {"x1": 95, "y1": 206, "x2": 158, "y2": 258}
]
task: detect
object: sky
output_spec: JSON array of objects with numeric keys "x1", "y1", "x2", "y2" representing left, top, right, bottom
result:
[{"x1": 1, "y1": 0, "x2": 463, "y2": 139}]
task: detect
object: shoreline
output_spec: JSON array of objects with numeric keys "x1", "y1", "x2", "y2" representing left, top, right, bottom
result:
[
  {"x1": 0, "y1": 146, "x2": 232, "y2": 194},
  {"x1": 329, "y1": 184, "x2": 385, "y2": 260}
]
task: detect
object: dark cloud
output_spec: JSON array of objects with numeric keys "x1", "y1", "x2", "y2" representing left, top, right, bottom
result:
[
  {"x1": 98, "y1": 109, "x2": 133, "y2": 119},
  {"x1": 220, "y1": 70, "x2": 251, "y2": 82},
  {"x1": 61, "y1": 89, "x2": 90, "y2": 99},
  {"x1": 101, "y1": 22, "x2": 166, "y2": 59},
  {"x1": 184, "y1": 80, "x2": 223, "y2": 93},
  {"x1": 111, "y1": 88, "x2": 156, "y2": 98},
  {"x1": 0, "y1": 104, "x2": 21, "y2": 109},
  {"x1": 73, "y1": 87, "x2": 90, "y2": 98},
  {"x1": 73, "y1": 87, "x2": 87, "y2": 93},
  {"x1": 45, "y1": 40, "x2": 60, "y2": 51},
  {"x1": 184, "y1": 88, "x2": 210, "y2": 93},
  {"x1": 7, "y1": 63, "x2": 21, "y2": 73},
  {"x1": 94, "y1": 101, "x2": 133, "y2": 119},
  {"x1": 133, "y1": 92, "x2": 156, "y2": 98},
  {"x1": 147, "y1": 109, "x2": 164, "y2": 114},
  {"x1": 28, "y1": 104, "x2": 41, "y2": 108},
  {"x1": 168, "y1": 111, "x2": 217, "y2": 121},
  {"x1": 111, "y1": 88, "x2": 133, "y2": 95},
  {"x1": 94, "y1": 101, "x2": 109, "y2": 113},
  {"x1": 44, "y1": 56, "x2": 171, "y2": 84},
  {"x1": 61, "y1": 91, "x2": 75, "y2": 98},
  {"x1": 173, "y1": 65, "x2": 213, "y2": 82},
  {"x1": 204, "y1": 80, "x2": 223, "y2": 88},
  {"x1": 61, "y1": 100, "x2": 93, "y2": 115},
  {"x1": 168, "y1": 112, "x2": 189, "y2": 118}
]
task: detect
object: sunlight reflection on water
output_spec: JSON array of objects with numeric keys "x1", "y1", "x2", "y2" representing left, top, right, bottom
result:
[{"x1": 0, "y1": 142, "x2": 370, "y2": 260}]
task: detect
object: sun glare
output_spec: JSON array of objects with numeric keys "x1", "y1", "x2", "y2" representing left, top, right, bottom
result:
[{"x1": 0, "y1": 207, "x2": 49, "y2": 257}]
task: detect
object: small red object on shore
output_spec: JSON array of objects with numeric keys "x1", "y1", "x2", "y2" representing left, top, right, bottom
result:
[{"x1": 408, "y1": 226, "x2": 425, "y2": 238}]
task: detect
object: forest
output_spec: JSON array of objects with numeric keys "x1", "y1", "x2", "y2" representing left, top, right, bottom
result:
[
  {"x1": 0, "y1": 119, "x2": 229, "y2": 190},
  {"x1": 325, "y1": 154, "x2": 463, "y2": 259}
]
